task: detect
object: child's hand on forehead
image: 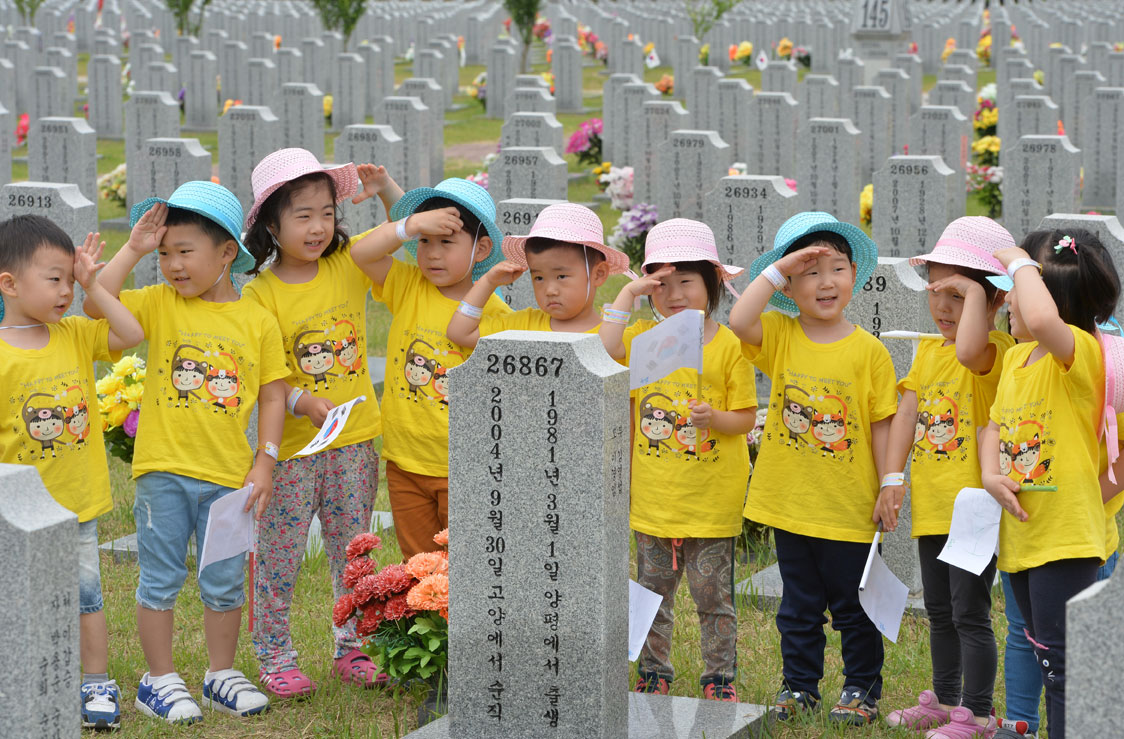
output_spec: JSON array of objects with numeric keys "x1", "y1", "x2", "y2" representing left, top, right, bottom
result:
[
  {"x1": 774, "y1": 245, "x2": 834, "y2": 277},
  {"x1": 624, "y1": 264, "x2": 676, "y2": 297},
  {"x1": 73, "y1": 231, "x2": 107, "y2": 289},
  {"x1": 127, "y1": 202, "x2": 168, "y2": 255},
  {"x1": 926, "y1": 272, "x2": 983, "y2": 298},
  {"x1": 411, "y1": 206, "x2": 463, "y2": 236},
  {"x1": 994, "y1": 246, "x2": 1031, "y2": 268},
  {"x1": 354, "y1": 163, "x2": 390, "y2": 204},
  {"x1": 483, "y1": 260, "x2": 525, "y2": 287}
]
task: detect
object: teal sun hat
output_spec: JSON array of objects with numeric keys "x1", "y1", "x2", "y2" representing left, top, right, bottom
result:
[
  {"x1": 388, "y1": 178, "x2": 505, "y2": 282},
  {"x1": 130, "y1": 180, "x2": 254, "y2": 274},
  {"x1": 749, "y1": 211, "x2": 878, "y2": 314}
]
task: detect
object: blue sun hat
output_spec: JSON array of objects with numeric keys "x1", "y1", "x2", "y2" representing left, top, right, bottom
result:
[
  {"x1": 130, "y1": 180, "x2": 254, "y2": 273},
  {"x1": 749, "y1": 211, "x2": 878, "y2": 314},
  {"x1": 388, "y1": 178, "x2": 505, "y2": 282}
]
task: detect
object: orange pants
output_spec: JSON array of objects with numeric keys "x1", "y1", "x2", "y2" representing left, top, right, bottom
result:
[{"x1": 385, "y1": 460, "x2": 448, "y2": 560}]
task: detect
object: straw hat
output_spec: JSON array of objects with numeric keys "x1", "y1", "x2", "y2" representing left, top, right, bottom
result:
[
  {"x1": 640, "y1": 219, "x2": 742, "y2": 279},
  {"x1": 245, "y1": 148, "x2": 358, "y2": 230},
  {"x1": 502, "y1": 203, "x2": 630, "y2": 275},
  {"x1": 910, "y1": 217, "x2": 1012, "y2": 276},
  {"x1": 131, "y1": 180, "x2": 254, "y2": 273}
]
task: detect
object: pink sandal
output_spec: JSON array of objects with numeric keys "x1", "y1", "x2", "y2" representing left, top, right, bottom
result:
[
  {"x1": 333, "y1": 648, "x2": 389, "y2": 688},
  {"x1": 886, "y1": 689, "x2": 951, "y2": 729},
  {"x1": 260, "y1": 668, "x2": 317, "y2": 699}
]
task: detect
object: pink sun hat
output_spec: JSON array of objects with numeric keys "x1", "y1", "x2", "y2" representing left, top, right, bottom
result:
[
  {"x1": 245, "y1": 148, "x2": 359, "y2": 229},
  {"x1": 909, "y1": 216, "x2": 1013, "y2": 276},
  {"x1": 641, "y1": 218, "x2": 743, "y2": 280},
  {"x1": 502, "y1": 203, "x2": 631, "y2": 275}
]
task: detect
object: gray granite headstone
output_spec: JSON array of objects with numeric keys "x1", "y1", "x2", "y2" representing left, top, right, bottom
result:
[
  {"x1": 359, "y1": 41, "x2": 394, "y2": 117},
  {"x1": 31, "y1": 66, "x2": 69, "y2": 121},
  {"x1": 275, "y1": 47, "x2": 304, "y2": 85},
  {"x1": 601, "y1": 73, "x2": 642, "y2": 165},
  {"x1": 909, "y1": 105, "x2": 970, "y2": 173},
  {"x1": 874, "y1": 68, "x2": 911, "y2": 158},
  {"x1": 835, "y1": 55, "x2": 866, "y2": 94},
  {"x1": 397, "y1": 78, "x2": 445, "y2": 185},
  {"x1": 334, "y1": 52, "x2": 367, "y2": 132},
  {"x1": 893, "y1": 52, "x2": 923, "y2": 113},
  {"x1": 486, "y1": 43, "x2": 518, "y2": 119},
  {"x1": 218, "y1": 105, "x2": 282, "y2": 215},
  {"x1": 714, "y1": 78, "x2": 753, "y2": 166},
  {"x1": 246, "y1": 58, "x2": 279, "y2": 107},
  {"x1": 185, "y1": 50, "x2": 219, "y2": 130},
  {"x1": 373, "y1": 96, "x2": 432, "y2": 190},
  {"x1": 633, "y1": 100, "x2": 691, "y2": 205},
  {"x1": 849, "y1": 257, "x2": 929, "y2": 381},
  {"x1": 928, "y1": 79, "x2": 975, "y2": 119},
  {"x1": 500, "y1": 112, "x2": 564, "y2": 154},
  {"x1": 848, "y1": 86, "x2": 893, "y2": 185},
  {"x1": 873, "y1": 155, "x2": 962, "y2": 258},
  {"x1": 703, "y1": 175, "x2": 798, "y2": 323},
  {"x1": 0, "y1": 464, "x2": 79, "y2": 738},
  {"x1": 745, "y1": 92, "x2": 800, "y2": 178},
  {"x1": 1001, "y1": 135, "x2": 1082, "y2": 244},
  {"x1": 446, "y1": 332, "x2": 629, "y2": 737},
  {"x1": 620, "y1": 82, "x2": 663, "y2": 170},
  {"x1": 494, "y1": 198, "x2": 568, "y2": 310},
  {"x1": 684, "y1": 66, "x2": 722, "y2": 132},
  {"x1": 5, "y1": 41, "x2": 32, "y2": 113},
  {"x1": 504, "y1": 87, "x2": 557, "y2": 120},
  {"x1": 335, "y1": 125, "x2": 404, "y2": 231},
  {"x1": 45, "y1": 47, "x2": 76, "y2": 104},
  {"x1": 301, "y1": 37, "x2": 329, "y2": 97},
  {"x1": 552, "y1": 36, "x2": 585, "y2": 112},
  {"x1": 1009, "y1": 96, "x2": 1062, "y2": 149},
  {"x1": 124, "y1": 92, "x2": 180, "y2": 212},
  {"x1": 87, "y1": 54, "x2": 123, "y2": 137},
  {"x1": 796, "y1": 118, "x2": 863, "y2": 223},
  {"x1": 939, "y1": 62, "x2": 976, "y2": 92},
  {"x1": 0, "y1": 104, "x2": 10, "y2": 187},
  {"x1": 762, "y1": 60, "x2": 798, "y2": 95},
  {"x1": 278, "y1": 83, "x2": 326, "y2": 162},
  {"x1": 1069, "y1": 571, "x2": 1124, "y2": 737},
  {"x1": 27, "y1": 117, "x2": 97, "y2": 205},
  {"x1": 1067, "y1": 71, "x2": 1107, "y2": 150},
  {"x1": 221, "y1": 40, "x2": 250, "y2": 104},
  {"x1": 654, "y1": 130, "x2": 731, "y2": 222},
  {"x1": 488, "y1": 147, "x2": 568, "y2": 202},
  {"x1": 1081, "y1": 87, "x2": 1124, "y2": 209},
  {"x1": 798, "y1": 74, "x2": 841, "y2": 119}
]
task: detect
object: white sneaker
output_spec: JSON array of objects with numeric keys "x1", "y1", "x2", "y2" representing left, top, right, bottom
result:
[
  {"x1": 202, "y1": 668, "x2": 270, "y2": 717},
  {"x1": 135, "y1": 672, "x2": 203, "y2": 724}
]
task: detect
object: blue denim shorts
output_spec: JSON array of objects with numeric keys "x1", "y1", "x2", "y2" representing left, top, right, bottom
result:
[
  {"x1": 134, "y1": 471, "x2": 246, "y2": 612},
  {"x1": 78, "y1": 518, "x2": 103, "y2": 615}
]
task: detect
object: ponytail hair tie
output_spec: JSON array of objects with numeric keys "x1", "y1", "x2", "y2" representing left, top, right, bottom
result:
[{"x1": 1054, "y1": 235, "x2": 1076, "y2": 254}]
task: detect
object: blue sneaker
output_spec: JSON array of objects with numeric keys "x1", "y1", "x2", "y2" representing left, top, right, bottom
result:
[
  {"x1": 202, "y1": 669, "x2": 270, "y2": 717},
  {"x1": 81, "y1": 679, "x2": 121, "y2": 730},
  {"x1": 135, "y1": 672, "x2": 203, "y2": 725}
]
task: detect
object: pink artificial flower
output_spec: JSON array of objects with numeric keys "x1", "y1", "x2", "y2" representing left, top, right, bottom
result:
[
  {"x1": 345, "y1": 532, "x2": 382, "y2": 561},
  {"x1": 123, "y1": 409, "x2": 139, "y2": 437}
]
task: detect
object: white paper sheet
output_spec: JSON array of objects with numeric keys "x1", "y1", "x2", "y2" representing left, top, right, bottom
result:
[
  {"x1": 937, "y1": 487, "x2": 1002, "y2": 575},
  {"x1": 858, "y1": 532, "x2": 909, "y2": 643},
  {"x1": 628, "y1": 579, "x2": 663, "y2": 662},
  {"x1": 290, "y1": 395, "x2": 366, "y2": 458},
  {"x1": 628, "y1": 310, "x2": 704, "y2": 390},
  {"x1": 197, "y1": 484, "x2": 255, "y2": 575}
]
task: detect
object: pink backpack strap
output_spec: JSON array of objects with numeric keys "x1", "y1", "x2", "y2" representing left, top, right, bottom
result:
[{"x1": 1098, "y1": 330, "x2": 1119, "y2": 484}]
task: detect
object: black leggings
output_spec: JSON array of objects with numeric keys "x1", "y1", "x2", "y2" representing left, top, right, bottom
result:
[
  {"x1": 918, "y1": 535, "x2": 997, "y2": 718},
  {"x1": 1007, "y1": 557, "x2": 1100, "y2": 739}
]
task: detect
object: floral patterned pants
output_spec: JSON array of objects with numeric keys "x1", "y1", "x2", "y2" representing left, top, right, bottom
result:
[
  {"x1": 635, "y1": 533, "x2": 738, "y2": 686},
  {"x1": 253, "y1": 441, "x2": 379, "y2": 674}
]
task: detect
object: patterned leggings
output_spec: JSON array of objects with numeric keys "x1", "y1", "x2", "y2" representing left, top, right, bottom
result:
[
  {"x1": 635, "y1": 533, "x2": 738, "y2": 685},
  {"x1": 252, "y1": 441, "x2": 379, "y2": 674}
]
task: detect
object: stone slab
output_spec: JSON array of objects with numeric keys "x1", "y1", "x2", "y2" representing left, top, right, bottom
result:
[{"x1": 736, "y1": 564, "x2": 927, "y2": 616}]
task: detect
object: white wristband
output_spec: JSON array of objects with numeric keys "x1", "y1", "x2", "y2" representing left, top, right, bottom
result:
[
  {"x1": 287, "y1": 387, "x2": 304, "y2": 417},
  {"x1": 880, "y1": 472, "x2": 906, "y2": 488},
  {"x1": 260, "y1": 442, "x2": 279, "y2": 461},
  {"x1": 396, "y1": 217, "x2": 410, "y2": 242},
  {"x1": 761, "y1": 264, "x2": 786, "y2": 290},
  {"x1": 1007, "y1": 258, "x2": 1041, "y2": 280}
]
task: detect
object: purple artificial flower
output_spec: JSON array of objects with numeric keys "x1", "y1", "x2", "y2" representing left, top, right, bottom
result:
[{"x1": 123, "y1": 409, "x2": 140, "y2": 438}]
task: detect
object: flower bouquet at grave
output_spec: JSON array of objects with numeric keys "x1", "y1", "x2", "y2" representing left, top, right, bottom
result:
[
  {"x1": 794, "y1": 45, "x2": 811, "y2": 69},
  {"x1": 578, "y1": 25, "x2": 596, "y2": 54},
  {"x1": 977, "y1": 30, "x2": 992, "y2": 66},
  {"x1": 860, "y1": 184, "x2": 873, "y2": 227},
  {"x1": 972, "y1": 135, "x2": 1000, "y2": 167},
  {"x1": 974, "y1": 103, "x2": 997, "y2": 137},
  {"x1": 592, "y1": 161, "x2": 612, "y2": 192},
  {"x1": 96, "y1": 354, "x2": 145, "y2": 464},
  {"x1": 608, "y1": 202, "x2": 659, "y2": 270},
  {"x1": 728, "y1": 163, "x2": 747, "y2": 177},
  {"x1": 335, "y1": 530, "x2": 450, "y2": 688},
  {"x1": 730, "y1": 41, "x2": 753, "y2": 67},
  {"x1": 221, "y1": 99, "x2": 243, "y2": 115},
  {"x1": 323, "y1": 96, "x2": 333, "y2": 124},
  {"x1": 466, "y1": 171, "x2": 488, "y2": 188},
  {"x1": 775, "y1": 37, "x2": 794, "y2": 60},
  {"x1": 599, "y1": 165, "x2": 634, "y2": 211},
  {"x1": 532, "y1": 17, "x2": 551, "y2": 42},
  {"x1": 467, "y1": 72, "x2": 487, "y2": 109},
  {"x1": 654, "y1": 74, "x2": 674, "y2": 96},
  {"x1": 595, "y1": 40, "x2": 608, "y2": 64},
  {"x1": 15, "y1": 113, "x2": 29, "y2": 146},
  {"x1": 908, "y1": 41, "x2": 919, "y2": 55},
  {"x1": 966, "y1": 163, "x2": 1003, "y2": 218},
  {"x1": 698, "y1": 43, "x2": 710, "y2": 65},
  {"x1": 97, "y1": 163, "x2": 127, "y2": 209},
  {"x1": 565, "y1": 118, "x2": 603, "y2": 167},
  {"x1": 1116, "y1": 43, "x2": 1124, "y2": 53},
  {"x1": 941, "y1": 38, "x2": 957, "y2": 63},
  {"x1": 541, "y1": 71, "x2": 555, "y2": 95}
]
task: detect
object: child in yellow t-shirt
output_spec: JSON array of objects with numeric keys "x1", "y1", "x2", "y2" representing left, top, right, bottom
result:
[
  {"x1": 873, "y1": 218, "x2": 1015, "y2": 736},
  {"x1": 88, "y1": 181, "x2": 290, "y2": 725},
  {"x1": 0, "y1": 217, "x2": 143, "y2": 730},
  {"x1": 349, "y1": 178, "x2": 511, "y2": 559},
  {"x1": 728, "y1": 211, "x2": 895, "y2": 726},
  {"x1": 599, "y1": 219, "x2": 755, "y2": 701},
  {"x1": 982, "y1": 229, "x2": 1121, "y2": 739},
  {"x1": 239, "y1": 149, "x2": 405, "y2": 696},
  {"x1": 446, "y1": 202, "x2": 630, "y2": 346}
]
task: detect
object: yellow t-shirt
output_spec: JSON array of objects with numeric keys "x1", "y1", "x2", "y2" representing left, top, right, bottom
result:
[
  {"x1": 0, "y1": 318, "x2": 116, "y2": 521},
  {"x1": 1098, "y1": 411, "x2": 1124, "y2": 555},
  {"x1": 380, "y1": 260, "x2": 512, "y2": 477},
  {"x1": 242, "y1": 245, "x2": 383, "y2": 459},
  {"x1": 120, "y1": 285, "x2": 290, "y2": 488},
  {"x1": 990, "y1": 325, "x2": 1107, "y2": 572},
  {"x1": 743, "y1": 312, "x2": 898, "y2": 542},
  {"x1": 899, "y1": 331, "x2": 1016, "y2": 537},
  {"x1": 480, "y1": 307, "x2": 600, "y2": 335},
  {"x1": 621, "y1": 321, "x2": 754, "y2": 537}
]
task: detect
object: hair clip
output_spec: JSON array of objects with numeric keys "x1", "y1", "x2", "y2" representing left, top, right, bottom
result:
[{"x1": 1054, "y1": 235, "x2": 1076, "y2": 254}]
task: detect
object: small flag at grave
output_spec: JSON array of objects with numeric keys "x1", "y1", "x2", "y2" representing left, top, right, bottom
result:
[
  {"x1": 645, "y1": 49, "x2": 660, "y2": 68},
  {"x1": 755, "y1": 51, "x2": 768, "y2": 71},
  {"x1": 627, "y1": 309, "x2": 704, "y2": 390}
]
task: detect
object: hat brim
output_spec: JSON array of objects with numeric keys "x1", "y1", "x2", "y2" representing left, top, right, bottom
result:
[
  {"x1": 642, "y1": 258, "x2": 743, "y2": 281},
  {"x1": 502, "y1": 231, "x2": 631, "y2": 275},
  {"x1": 130, "y1": 196, "x2": 255, "y2": 274},
  {"x1": 750, "y1": 220, "x2": 877, "y2": 313},
  {"x1": 390, "y1": 187, "x2": 504, "y2": 282},
  {"x1": 908, "y1": 250, "x2": 1007, "y2": 276},
  {"x1": 987, "y1": 274, "x2": 1014, "y2": 291},
  {"x1": 244, "y1": 162, "x2": 359, "y2": 230}
]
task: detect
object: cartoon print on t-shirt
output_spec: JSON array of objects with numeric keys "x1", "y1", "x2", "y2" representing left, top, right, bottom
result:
[
  {"x1": 404, "y1": 339, "x2": 438, "y2": 401},
  {"x1": 170, "y1": 344, "x2": 208, "y2": 407},
  {"x1": 22, "y1": 393, "x2": 68, "y2": 459},
  {"x1": 332, "y1": 319, "x2": 363, "y2": 376},
  {"x1": 1010, "y1": 419, "x2": 1051, "y2": 483},
  {"x1": 673, "y1": 414, "x2": 716, "y2": 459},
  {"x1": 781, "y1": 384, "x2": 813, "y2": 447},
  {"x1": 294, "y1": 329, "x2": 337, "y2": 389},
  {"x1": 914, "y1": 411, "x2": 931, "y2": 445},
  {"x1": 63, "y1": 386, "x2": 91, "y2": 446},
  {"x1": 998, "y1": 424, "x2": 1014, "y2": 476},
  {"x1": 204, "y1": 351, "x2": 241, "y2": 413},
  {"x1": 638, "y1": 392, "x2": 678, "y2": 457},
  {"x1": 811, "y1": 395, "x2": 852, "y2": 456},
  {"x1": 924, "y1": 397, "x2": 967, "y2": 457}
]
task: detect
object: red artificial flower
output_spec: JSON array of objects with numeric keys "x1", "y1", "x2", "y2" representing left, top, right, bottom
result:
[
  {"x1": 345, "y1": 532, "x2": 382, "y2": 561},
  {"x1": 372, "y1": 563, "x2": 415, "y2": 597},
  {"x1": 356, "y1": 607, "x2": 384, "y2": 636},
  {"x1": 342, "y1": 556, "x2": 375, "y2": 588},
  {"x1": 333, "y1": 593, "x2": 356, "y2": 627},
  {"x1": 352, "y1": 574, "x2": 381, "y2": 606},
  {"x1": 384, "y1": 592, "x2": 416, "y2": 621}
]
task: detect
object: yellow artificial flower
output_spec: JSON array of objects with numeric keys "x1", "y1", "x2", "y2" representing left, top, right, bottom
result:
[
  {"x1": 96, "y1": 374, "x2": 123, "y2": 397},
  {"x1": 112, "y1": 354, "x2": 143, "y2": 378},
  {"x1": 323, "y1": 95, "x2": 334, "y2": 117},
  {"x1": 860, "y1": 184, "x2": 873, "y2": 225},
  {"x1": 644, "y1": 42, "x2": 654, "y2": 55},
  {"x1": 106, "y1": 401, "x2": 131, "y2": 428},
  {"x1": 972, "y1": 136, "x2": 1001, "y2": 155},
  {"x1": 124, "y1": 383, "x2": 145, "y2": 409},
  {"x1": 698, "y1": 43, "x2": 709, "y2": 63},
  {"x1": 777, "y1": 37, "x2": 793, "y2": 58},
  {"x1": 735, "y1": 41, "x2": 753, "y2": 60},
  {"x1": 974, "y1": 107, "x2": 998, "y2": 129}
]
